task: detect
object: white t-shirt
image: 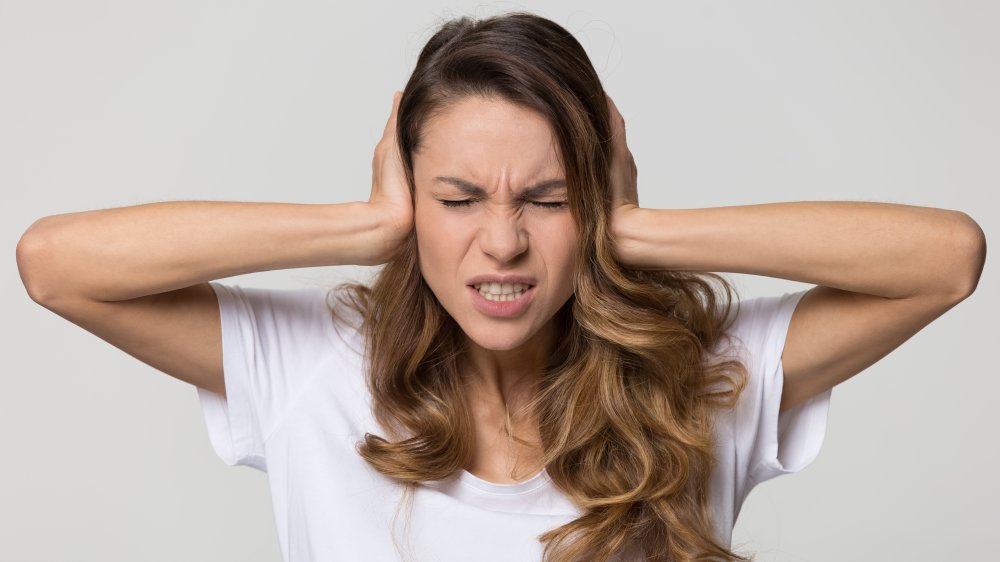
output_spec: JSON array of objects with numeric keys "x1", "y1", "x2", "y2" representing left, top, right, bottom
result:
[{"x1": 196, "y1": 282, "x2": 832, "y2": 562}]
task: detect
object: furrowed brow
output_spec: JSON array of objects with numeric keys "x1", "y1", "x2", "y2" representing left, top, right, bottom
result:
[{"x1": 434, "y1": 176, "x2": 567, "y2": 198}]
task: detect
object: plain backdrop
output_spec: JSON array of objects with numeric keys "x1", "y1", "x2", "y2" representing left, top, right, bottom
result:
[{"x1": 4, "y1": 1, "x2": 996, "y2": 561}]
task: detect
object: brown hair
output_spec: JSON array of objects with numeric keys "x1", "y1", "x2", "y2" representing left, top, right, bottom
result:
[{"x1": 329, "y1": 11, "x2": 752, "y2": 562}]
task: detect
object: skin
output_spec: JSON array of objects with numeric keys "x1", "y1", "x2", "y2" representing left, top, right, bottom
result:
[
  {"x1": 601, "y1": 97, "x2": 985, "y2": 415},
  {"x1": 410, "y1": 95, "x2": 579, "y2": 417},
  {"x1": 393, "y1": 91, "x2": 984, "y2": 483}
]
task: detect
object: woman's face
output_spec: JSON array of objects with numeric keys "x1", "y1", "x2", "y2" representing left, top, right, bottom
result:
[{"x1": 412, "y1": 95, "x2": 579, "y2": 352}]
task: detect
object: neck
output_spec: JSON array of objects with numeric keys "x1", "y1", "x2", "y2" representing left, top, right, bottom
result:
[{"x1": 462, "y1": 319, "x2": 557, "y2": 413}]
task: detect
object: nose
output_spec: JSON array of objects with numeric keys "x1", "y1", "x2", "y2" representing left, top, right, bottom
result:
[{"x1": 478, "y1": 209, "x2": 529, "y2": 264}]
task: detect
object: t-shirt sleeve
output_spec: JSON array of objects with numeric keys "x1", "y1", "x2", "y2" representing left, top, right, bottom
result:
[
  {"x1": 196, "y1": 282, "x2": 334, "y2": 472},
  {"x1": 725, "y1": 289, "x2": 833, "y2": 495}
]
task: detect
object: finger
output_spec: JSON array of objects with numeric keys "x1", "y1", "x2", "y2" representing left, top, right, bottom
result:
[
  {"x1": 384, "y1": 91, "x2": 402, "y2": 137},
  {"x1": 605, "y1": 93, "x2": 627, "y2": 148}
]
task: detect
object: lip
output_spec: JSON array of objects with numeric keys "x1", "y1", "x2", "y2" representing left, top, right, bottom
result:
[{"x1": 467, "y1": 284, "x2": 536, "y2": 318}]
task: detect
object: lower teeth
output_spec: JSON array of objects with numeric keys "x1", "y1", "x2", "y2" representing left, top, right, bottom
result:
[{"x1": 482, "y1": 291, "x2": 525, "y2": 302}]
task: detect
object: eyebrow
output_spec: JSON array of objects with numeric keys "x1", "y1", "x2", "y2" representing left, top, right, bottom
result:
[{"x1": 433, "y1": 176, "x2": 567, "y2": 199}]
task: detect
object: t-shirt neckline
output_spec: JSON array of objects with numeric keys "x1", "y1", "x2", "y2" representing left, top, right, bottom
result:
[{"x1": 457, "y1": 468, "x2": 551, "y2": 495}]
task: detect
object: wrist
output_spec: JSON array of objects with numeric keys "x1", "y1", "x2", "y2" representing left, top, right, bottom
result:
[
  {"x1": 610, "y1": 205, "x2": 648, "y2": 268},
  {"x1": 363, "y1": 201, "x2": 412, "y2": 266}
]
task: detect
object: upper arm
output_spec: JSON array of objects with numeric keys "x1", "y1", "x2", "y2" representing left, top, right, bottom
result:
[
  {"x1": 776, "y1": 213, "x2": 985, "y2": 413},
  {"x1": 31, "y1": 282, "x2": 227, "y2": 396},
  {"x1": 779, "y1": 285, "x2": 968, "y2": 413}
]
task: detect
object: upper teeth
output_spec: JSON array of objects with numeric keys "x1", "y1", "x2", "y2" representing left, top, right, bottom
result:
[{"x1": 473, "y1": 282, "x2": 530, "y2": 294}]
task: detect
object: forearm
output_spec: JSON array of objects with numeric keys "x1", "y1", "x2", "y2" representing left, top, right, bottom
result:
[
  {"x1": 613, "y1": 201, "x2": 985, "y2": 300},
  {"x1": 17, "y1": 200, "x2": 387, "y2": 302}
]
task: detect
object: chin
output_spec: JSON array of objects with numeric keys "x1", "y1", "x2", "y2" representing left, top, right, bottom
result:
[{"x1": 462, "y1": 326, "x2": 534, "y2": 352}]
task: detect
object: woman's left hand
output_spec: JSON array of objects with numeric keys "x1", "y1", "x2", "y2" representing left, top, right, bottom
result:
[{"x1": 606, "y1": 94, "x2": 642, "y2": 259}]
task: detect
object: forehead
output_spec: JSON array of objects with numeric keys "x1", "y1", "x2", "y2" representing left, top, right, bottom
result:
[{"x1": 415, "y1": 96, "x2": 564, "y2": 179}]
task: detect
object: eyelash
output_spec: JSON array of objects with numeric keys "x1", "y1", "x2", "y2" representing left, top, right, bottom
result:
[{"x1": 440, "y1": 200, "x2": 568, "y2": 209}]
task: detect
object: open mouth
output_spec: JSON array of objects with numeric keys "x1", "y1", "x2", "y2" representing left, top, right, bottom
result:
[{"x1": 470, "y1": 282, "x2": 535, "y2": 302}]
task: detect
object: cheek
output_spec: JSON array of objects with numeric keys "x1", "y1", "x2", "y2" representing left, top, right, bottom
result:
[
  {"x1": 414, "y1": 199, "x2": 446, "y2": 247},
  {"x1": 542, "y1": 216, "x2": 578, "y2": 256},
  {"x1": 415, "y1": 207, "x2": 465, "y2": 279},
  {"x1": 557, "y1": 247, "x2": 578, "y2": 288},
  {"x1": 415, "y1": 224, "x2": 442, "y2": 277},
  {"x1": 528, "y1": 216, "x2": 578, "y2": 287},
  {"x1": 555, "y1": 221, "x2": 580, "y2": 285}
]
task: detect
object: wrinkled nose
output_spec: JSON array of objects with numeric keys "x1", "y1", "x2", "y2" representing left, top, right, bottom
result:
[{"x1": 478, "y1": 211, "x2": 528, "y2": 264}]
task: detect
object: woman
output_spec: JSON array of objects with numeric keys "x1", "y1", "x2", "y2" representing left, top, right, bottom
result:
[{"x1": 16, "y1": 11, "x2": 985, "y2": 562}]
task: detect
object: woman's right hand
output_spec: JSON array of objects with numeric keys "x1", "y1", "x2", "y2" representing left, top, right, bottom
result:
[{"x1": 367, "y1": 90, "x2": 414, "y2": 263}]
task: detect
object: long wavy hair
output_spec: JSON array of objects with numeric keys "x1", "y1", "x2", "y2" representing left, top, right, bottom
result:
[{"x1": 328, "y1": 11, "x2": 752, "y2": 562}]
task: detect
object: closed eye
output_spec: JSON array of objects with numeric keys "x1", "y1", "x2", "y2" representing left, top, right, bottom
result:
[
  {"x1": 439, "y1": 200, "x2": 568, "y2": 209},
  {"x1": 531, "y1": 201, "x2": 568, "y2": 209}
]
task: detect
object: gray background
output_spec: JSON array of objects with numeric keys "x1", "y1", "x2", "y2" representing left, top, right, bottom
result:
[{"x1": 4, "y1": 1, "x2": 996, "y2": 560}]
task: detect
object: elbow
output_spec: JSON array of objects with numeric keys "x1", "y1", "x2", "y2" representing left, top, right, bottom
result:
[
  {"x1": 16, "y1": 218, "x2": 58, "y2": 305},
  {"x1": 945, "y1": 212, "x2": 986, "y2": 302}
]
